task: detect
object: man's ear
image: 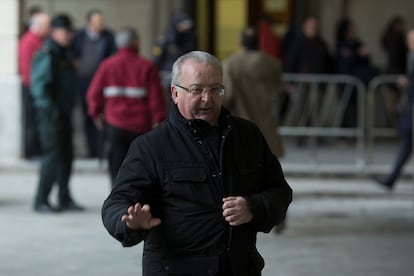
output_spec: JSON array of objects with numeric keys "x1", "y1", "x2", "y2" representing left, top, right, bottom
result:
[{"x1": 171, "y1": 86, "x2": 179, "y2": 104}]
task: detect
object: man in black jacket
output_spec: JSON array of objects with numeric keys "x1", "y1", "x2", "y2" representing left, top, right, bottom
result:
[{"x1": 102, "y1": 51, "x2": 292, "y2": 276}]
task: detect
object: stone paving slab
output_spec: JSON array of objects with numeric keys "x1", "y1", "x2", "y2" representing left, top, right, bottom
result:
[{"x1": 0, "y1": 171, "x2": 413, "y2": 276}]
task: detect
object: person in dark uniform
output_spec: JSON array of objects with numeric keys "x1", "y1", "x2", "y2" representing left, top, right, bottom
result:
[
  {"x1": 31, "y1": 14, "x2": 84, "y2": 213},
  {"x1": 152, "y1": 12, "x2": 198, "y2": 72}
]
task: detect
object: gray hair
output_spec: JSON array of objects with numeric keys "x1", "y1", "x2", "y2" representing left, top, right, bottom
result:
[
  {"x1": 30, "y1": 12, "x2": 49, "y2": 29},
  {"x1": 115, "y1": 27, "x2": 138, "y2": 48},
  {"x1": 171, "y1": 51, "x2": 222, "y2": 86}
]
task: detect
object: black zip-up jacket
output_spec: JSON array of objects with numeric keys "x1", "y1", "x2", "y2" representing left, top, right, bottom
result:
[{"x1": 102, "y1": 104, "x2": 292, "y2": 276}]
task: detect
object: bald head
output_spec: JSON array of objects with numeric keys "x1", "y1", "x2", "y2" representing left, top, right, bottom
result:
[{"x1": 30, "y1": 12, "x2": 51, "y2": 38}]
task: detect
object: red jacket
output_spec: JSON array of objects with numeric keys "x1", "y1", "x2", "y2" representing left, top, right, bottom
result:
[
  {"x1": 18, "y1": 31, "x2": 44, "y2": 87},
  {"x1": 259, "y1": 22, "x2": 282, "y2": 60},
  {"x1": 87, "y1": 47, "x2": 166, "y2": 133}
]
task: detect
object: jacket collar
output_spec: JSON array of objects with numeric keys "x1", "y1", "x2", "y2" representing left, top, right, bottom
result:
[
  {"x1": 169, "y1": 103, "x2": 232, "y2": 138},
  {"x1": 44, "y1": 38, "x2": 66, "y2": 55}
]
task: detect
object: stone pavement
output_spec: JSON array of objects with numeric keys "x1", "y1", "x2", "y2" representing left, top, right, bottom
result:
[{"x1": 0, "y1": 164, "x2": 413, "y2": 276}]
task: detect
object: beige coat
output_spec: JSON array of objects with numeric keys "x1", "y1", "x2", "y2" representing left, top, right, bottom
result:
[{"x1": 223, "y1": 50, "x2": 284, "y2": 157}]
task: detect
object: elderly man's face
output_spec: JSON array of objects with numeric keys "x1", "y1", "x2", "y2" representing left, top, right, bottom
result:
[{"x1": 172, "y1": 59, "x2": 223, "y2": 126}]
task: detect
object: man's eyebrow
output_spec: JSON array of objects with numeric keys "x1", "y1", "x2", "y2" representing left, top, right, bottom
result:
[{"x1": 188, "y1": 82, "x2": 222, "y2": 87}]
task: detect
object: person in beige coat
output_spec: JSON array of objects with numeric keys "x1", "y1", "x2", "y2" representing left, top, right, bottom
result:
[{"x1": 223, "y1": 27, "x2": 284, "y2": 158}]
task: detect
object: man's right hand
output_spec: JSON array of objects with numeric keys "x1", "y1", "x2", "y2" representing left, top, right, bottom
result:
[
  {"x1": 121, "y1": 203, "x2": 161, "y2": 230},
  {"x1": 93, "y1": 116, "x2": 104, "y2": 131}
]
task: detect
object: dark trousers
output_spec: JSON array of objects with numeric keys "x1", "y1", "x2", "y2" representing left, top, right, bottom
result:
[
  {"x1": 34, "y1": 108, "x2": 73, "y2": 206},
  {"x1": 78, "y1": 77, "x2": 99, "y2": 157},
  {"x1": 105, "y1": 124, "x2": 141, "y2": 186},
  {"x1": 22, "y1": 85, "x2": 41, "y2": 158},
  {"x1": 386, "y1": 131, "x2": 412, "y2": 187}
]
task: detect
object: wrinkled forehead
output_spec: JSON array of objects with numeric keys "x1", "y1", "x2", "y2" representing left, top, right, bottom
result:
[{"x1": 180, "y1": 59, "x2": 222, "y2": 84}]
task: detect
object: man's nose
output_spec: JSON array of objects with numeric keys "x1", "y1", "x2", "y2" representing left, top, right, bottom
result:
[{"x1": 200, "y1": 90, "x2": 212, "y2": 101}]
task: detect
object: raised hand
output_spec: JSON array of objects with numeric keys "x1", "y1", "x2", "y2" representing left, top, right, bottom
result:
[{"x1": 121, "y1": 203, "x2": 161, "y2": 230}]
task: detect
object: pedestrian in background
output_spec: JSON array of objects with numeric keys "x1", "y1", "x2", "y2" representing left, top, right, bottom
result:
[
  {"x1": 223, "y1": 27, "x2": 286, "y2": 234},
  {"x1": 376, "y1": 29, "x2": 414, "y2": 190},
  {"x1": 31, "y1": 14, "x2": 84, "y2": 213},
  {"x1": 335, "y1": 17, "x2": 378, "y2": 128},
  {"x1": 258, "y1": 13, "x2": 283, "y2": 60},
  {"x1": 18, "y1": 11, "x2": 50, "y2": 159},
  {"x1": 380, "y1": 16, "x2": 408, "y2": 126},
  {"x1": 381, "y1": 16, "x2": 407, "y2": 75},
  {"x1": 335, "y1": 18, "x2": 378, "y2": 85},
  {"x1": 102, "y1": 51, "x2": 292, "y2": 275},
  {"x1": 70, "y1": 9, "x2": 117, "y2": 158},
  {"x1": 87, "y1": 27, "x2": 166, "y2": 187},
  {"x1": 152, "y1": 12, "x2": 198, "y2": 72},
  {"x1": 223, "y1": 26, "x2": 284, "y2": 158},
  {"x1": 282, "y1": 17, "x2": 333, "y2": 134},
  {"x1": 284, "y1": 16, "x2": 332, "y2": 74}
]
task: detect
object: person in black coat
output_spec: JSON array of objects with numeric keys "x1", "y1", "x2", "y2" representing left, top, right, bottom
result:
[
  {"x1": 335, "y1": 18, "x2": 379, "y2": 127},
  {"x1": 284, "y1": 16, "x2": 332, "y2": 74},
  {"x1": 381, "y1": 16, "x2": 407, "y2": 74},
  {"x1": 101, "y1": 51, "x2": 292, "y2": 275},
  {"x1": 376, "y1": 30, "x2": 414, "y2": 190},
  {"x1": 152, "y1": 12, "x2": 198, "y2": 72}
]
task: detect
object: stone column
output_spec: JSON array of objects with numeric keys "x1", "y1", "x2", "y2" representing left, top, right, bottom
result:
[{"x1": 0, "y1": 0, "x2": 22, "y2": 162}]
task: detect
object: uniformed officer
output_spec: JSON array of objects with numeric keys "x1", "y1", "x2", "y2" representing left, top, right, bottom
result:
[
  {"x1": 152, "y1": 12, "x2": 198, "y2": 72},
  {"x1": 31, "y1": 14, "x2": 84, "y2": 213}
]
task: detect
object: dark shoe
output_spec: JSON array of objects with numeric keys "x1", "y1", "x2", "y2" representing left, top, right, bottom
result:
[
  {"x1": 58, "y1": 201, "x2": 85, "y2": 212},
  {"x1": 34, "y1": 202, "x2": 59, "y2": 214},
  {"x1": 373, "y1": 177, "x2": 394, "y2": 191}
]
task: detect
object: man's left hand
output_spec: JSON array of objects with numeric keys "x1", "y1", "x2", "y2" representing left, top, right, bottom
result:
[{"x1": 222, "y1": 196, "x2": 253, "y2": 226}]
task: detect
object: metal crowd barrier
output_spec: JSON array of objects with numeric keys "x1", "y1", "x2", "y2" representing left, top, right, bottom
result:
[
  {"x1": 278, "y1": 73, "x2": 367, "y2": 172},
  {"x1": 365, "y1": 74, "x2": 414, "y2": 180},
  {"x1": 366, "y1": 74, "x2": 402, "y2": 162},
  {"x1": 367, "y1": 74, "x2": 402, "y2": 135}
]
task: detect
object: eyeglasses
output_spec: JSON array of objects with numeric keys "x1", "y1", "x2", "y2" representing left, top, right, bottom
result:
[{"x1": 175, "y1": 84, "x2": 225, "y2": 97}]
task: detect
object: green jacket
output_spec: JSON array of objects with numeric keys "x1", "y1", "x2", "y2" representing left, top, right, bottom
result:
[{"x1": 31, "y1": 38, "x2": 76, "y2": 115}]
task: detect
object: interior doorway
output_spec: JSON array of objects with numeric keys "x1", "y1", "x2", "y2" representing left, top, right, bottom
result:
[{"x1": 196, "y1": 0, "x2": 292, "y2": 59}]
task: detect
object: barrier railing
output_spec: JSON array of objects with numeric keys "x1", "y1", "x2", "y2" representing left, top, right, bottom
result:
[
  {"x1": 278, "y1": 74, "x2": 367, "y2": 172},
  {"x1": 366, "y1": 74, "x2": 402, "y2": 163}
]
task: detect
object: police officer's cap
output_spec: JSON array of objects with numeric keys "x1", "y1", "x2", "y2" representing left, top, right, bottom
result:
[{"x1": 51, "y1": 14, "x2": 73, "y2": 30}]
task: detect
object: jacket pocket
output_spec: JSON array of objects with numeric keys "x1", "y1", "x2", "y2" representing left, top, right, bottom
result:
[
  {"x1": 169, "y1": 167, "x2": 207, "y2": 182},
  {"x1": 166, "y1": 167, "x2": 212, "y2": 205}
]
